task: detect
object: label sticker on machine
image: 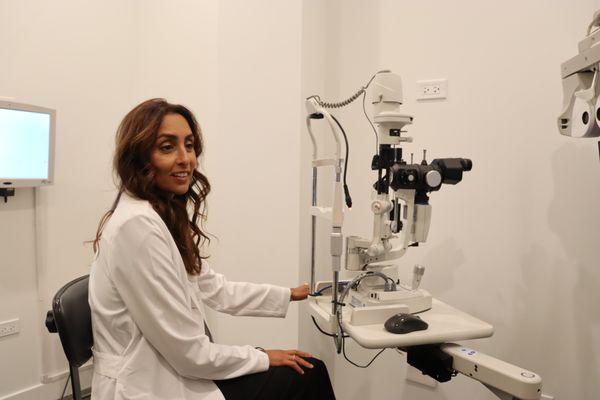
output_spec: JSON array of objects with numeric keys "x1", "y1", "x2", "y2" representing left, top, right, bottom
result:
[{"x1": 460, "y1": 347, "x2": 477, "y2": 356}]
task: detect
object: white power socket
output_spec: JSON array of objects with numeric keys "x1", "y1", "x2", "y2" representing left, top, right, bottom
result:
[
  {"x1": 0, "y1": 319, "x2": 20, "y2": 338},
  {"x1": 541, "y1": 394, "x2": 555, "y2": 400},
  {"x1": 417, "y1": 79, "x2": 448, "y2": 100}
]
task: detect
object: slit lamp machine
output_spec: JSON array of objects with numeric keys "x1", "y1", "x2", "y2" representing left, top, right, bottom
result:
[
  {"x1": 558, "y1": 10, "x2": 600, "y2": 159},
  {"x1": 304, "y1": 71, "x2": 543, "y2": 400}
]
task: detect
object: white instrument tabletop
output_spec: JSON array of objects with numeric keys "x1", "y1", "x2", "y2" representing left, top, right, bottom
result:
[{"x1": 309, "y1": 296, "x2": 494, "y2": 349}]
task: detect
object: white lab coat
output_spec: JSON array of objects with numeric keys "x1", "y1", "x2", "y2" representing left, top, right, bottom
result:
[{"x1": 89, "y1": 192, "x2": 291, "y2": 400}]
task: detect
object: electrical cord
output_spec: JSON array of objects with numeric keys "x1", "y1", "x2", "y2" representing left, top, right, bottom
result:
[
  {"x1": 330, "y1": 114, "x2": 352, "y2": 208},
  {"x1": 307, "y1": 70, "x2": 387, "y2": 153},
  {"x1": 310, "y1": 271, "x2": 419, "y2": 368},
  {"x1": 308, "y1": 285, "x2": 333, "y2": 297},
  {"x1": 307, "y1": 70, "x2": 389, "y2": 110},
  {"x1": 305, "y1": 70, "x2": 394, "y2": 208},
  {"x1": 336, "y1": 307, "x2": 386, "y2": 368},
  {"x1": 335, "y1": 272, "x2": 389, "y2": 367},
  {"x1": 309, "y1": 284, "x2": 331, "y2": 297},
  {"x1": 342, "y1": 333, "x2": 386, "y2": 368},
  {"x1": 309, "y1": 280, "x2": 352, "y2": 297},
  {"x1": 355, "y1": 270, "x2": 396, "y2": 292},
  {"x1": 309, "y1": 273, "x2": 387, "y2": 367},
  {"x1": 311, "y1": 316, "x2": 349, "y2": 338},
  {"x1": 410, "y1": 307, "x2": 432, "y2": 316},
  {"x1": 311, "y1": 307, "x2": 386, "y2": 367}
]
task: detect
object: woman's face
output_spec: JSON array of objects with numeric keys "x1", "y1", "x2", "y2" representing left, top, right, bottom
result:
[{"x1": 150, "y1": 113, "x2": 197, "y2": 195}]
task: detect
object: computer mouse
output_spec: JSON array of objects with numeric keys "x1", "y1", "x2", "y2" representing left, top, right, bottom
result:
[{"x1": 384, "y1": 313, "x2": 429, "y2": 334}]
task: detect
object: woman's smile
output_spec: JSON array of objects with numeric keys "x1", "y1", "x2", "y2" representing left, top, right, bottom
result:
[{"x1": 171, "y1": 171, "x2": 191, "y2": 184}]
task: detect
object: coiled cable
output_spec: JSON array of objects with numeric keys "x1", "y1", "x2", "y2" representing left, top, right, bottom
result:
[
  {"x1": 309, "y1": 88, "x2": 365, "y2": 109},
  {"x1": 306, "y1": 69, "x2": 390, "y2": 109}
]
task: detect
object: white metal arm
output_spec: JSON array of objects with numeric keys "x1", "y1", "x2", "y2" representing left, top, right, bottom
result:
[{"x1": 441, "y1": 344, "x2": 542, "y2": 400}]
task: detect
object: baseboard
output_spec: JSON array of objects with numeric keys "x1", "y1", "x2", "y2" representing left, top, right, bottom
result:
[
  {"x1": 42, "y1": 363, "x2": 93, "y2": 384},
  {"x1": 0, "y1": 367, "x2": 92, "y2": 400}
]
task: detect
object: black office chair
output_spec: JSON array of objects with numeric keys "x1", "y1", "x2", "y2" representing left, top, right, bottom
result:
[{"x1": 45, "y1": 275, "x2": 93, "y2": 400}]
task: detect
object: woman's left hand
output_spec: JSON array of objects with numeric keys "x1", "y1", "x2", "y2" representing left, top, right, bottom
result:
[
  {"x1": 290, "y1": 283, "x2": 309, "y2": 301},
  {"x1": 265, "y1": 349, "x2": 314, "y2": 374}
]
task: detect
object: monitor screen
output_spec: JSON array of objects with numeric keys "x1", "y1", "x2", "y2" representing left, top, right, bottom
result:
[{"x1": 0, "y1": 102, "x2": 55, "y2": 187}]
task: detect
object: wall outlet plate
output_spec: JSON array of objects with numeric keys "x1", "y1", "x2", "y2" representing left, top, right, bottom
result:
[
  {"x1": 0, "y1": 318, "x2": 20, "y2": 338},
  {"x1": 541, "y1": 394, "x2": 555, "y2": 400},
  {"x1": 417, "y1": 79, "x2": 448, "y2": 100}
]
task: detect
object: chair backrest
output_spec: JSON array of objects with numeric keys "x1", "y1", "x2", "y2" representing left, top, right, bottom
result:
[{"x1": 51, "y1": 275, "x2": 93, "y2": 368}]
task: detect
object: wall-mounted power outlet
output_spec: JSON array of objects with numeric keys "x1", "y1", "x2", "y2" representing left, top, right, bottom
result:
[
  {"x1": 417, "y1": 79, "x2": 448, "y2": 100},
  {"x1": 0, "y1": 318, "x2": 20, "y2": 338}
]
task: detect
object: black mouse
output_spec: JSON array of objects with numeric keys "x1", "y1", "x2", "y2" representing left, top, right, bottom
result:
[{"x1": 384, "y1": 313, "x2": 429, "y2": 334}]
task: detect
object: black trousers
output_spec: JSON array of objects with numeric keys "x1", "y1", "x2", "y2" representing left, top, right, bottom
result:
[{"x1": 215, "y1": 358, "x2": 336, "y2": 400}]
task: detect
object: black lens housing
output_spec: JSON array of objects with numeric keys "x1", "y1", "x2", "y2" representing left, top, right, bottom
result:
[{"x1": 389, "y1": 158, "x2": 472, "y2": 192}]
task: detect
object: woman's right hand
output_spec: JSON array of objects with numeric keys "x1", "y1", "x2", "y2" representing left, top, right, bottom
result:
[{"x1": 265, "y1": 349, "x2": 314, "y2": 374}]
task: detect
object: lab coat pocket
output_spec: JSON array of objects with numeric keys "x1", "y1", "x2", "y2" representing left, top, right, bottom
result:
[
  {"x1": 117, "y1": 343, "x2": 188, "y2": 400},
  {"x1": 93, "y1": 348, "x2": 125, "y2": 380}
]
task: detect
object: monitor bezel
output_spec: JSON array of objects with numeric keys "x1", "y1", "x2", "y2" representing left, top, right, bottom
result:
[{"x1": 0, "y1": 101, "x2": 56, "y2": 188}]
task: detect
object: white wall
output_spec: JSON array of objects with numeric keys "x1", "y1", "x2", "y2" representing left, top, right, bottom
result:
[
  {"x1": 1, "y1": 2, "x2": 141, "y2": 397},
  {"x1": 299, "y1": 1, "x2": 600, "y2": 400},
  {"x1": 205, "y1": 0, "x2": 302, "y2": 350},
  {"x1": 0, "y1": 1, "x2": 301, "y2": 399}
]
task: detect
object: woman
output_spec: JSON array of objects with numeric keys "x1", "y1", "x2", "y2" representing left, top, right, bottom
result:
[{"x1": 89, "y1": 99, "x2": 336, "y2": 400}]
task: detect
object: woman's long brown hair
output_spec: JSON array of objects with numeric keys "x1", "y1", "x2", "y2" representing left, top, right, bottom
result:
[{"x1": 93, "y1": 98, "x2": 211, "y2": 275}]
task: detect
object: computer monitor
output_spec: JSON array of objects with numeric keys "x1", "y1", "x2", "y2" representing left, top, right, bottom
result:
[{"x1": 0, "y1": 101, "x2": 56, "y2": 188}]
